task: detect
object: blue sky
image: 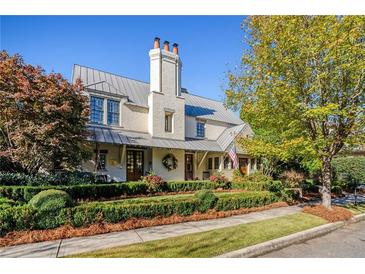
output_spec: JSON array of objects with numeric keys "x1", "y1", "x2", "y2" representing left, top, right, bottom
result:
[{"x1": 0, "y1": 16, "x2": 247, "y2": 101}]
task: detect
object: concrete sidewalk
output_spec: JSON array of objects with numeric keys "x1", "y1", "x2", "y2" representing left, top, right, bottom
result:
[{"x1": 0, "y1": 205, "x2": 301, "y2": 258}]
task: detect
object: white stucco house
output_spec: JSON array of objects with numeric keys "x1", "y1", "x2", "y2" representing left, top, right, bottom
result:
[{"x1": 73, "y1": 37, "x2": 257, "y2": 182}]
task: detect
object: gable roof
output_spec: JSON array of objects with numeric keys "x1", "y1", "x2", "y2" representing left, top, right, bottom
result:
[{"x1": 72, "y1": 64, "x2": 243, "y2": 125}]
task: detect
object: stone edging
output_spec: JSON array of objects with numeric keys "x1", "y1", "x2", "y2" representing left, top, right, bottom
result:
[{"x1": 216, "y1": 213, "x2": 365, "y2": 258}]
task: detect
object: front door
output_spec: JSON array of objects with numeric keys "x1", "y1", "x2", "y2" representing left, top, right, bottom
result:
[
  {"x1": 185, "y1": 154, "x2": 194, "y2": 180},
  {"x1": 127, "y1": 150, "x2": 144, "y2": 181}
]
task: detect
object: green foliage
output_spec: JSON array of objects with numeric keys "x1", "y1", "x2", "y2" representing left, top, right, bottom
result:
[
  {"x1": 280, "y1": 188, "x2": 301, "y2": 203},
  {"x1": 166, "y1": 181, "x2": 214, "y2": 192},
  {"x1": 231, "y1": 180, "x2": 284, "y2": 193},
  {"x1": 194, "y1": 190, "x2": 217, "y2": 212},
  {"x1": 0, "y1": 191, "x2": 280, "y2": 235},
  {"x1": 28, "y1": 189, "x2": 73, "y2": 229},
  {"x1": 0, "y1": 181, "x2": 219, "y2": 202},
  {"x1": 215, "y1": 191, "x2": 280, "y2": 211},
  {"x1": 233, "y1": 170, "x2": 272, "y2": 183},
  {"x1": 29, "y1": 189, "x2": 73, "y2": 211},
  {"x1": 225, "y1": 16, "x2": 365, "y2": 206},
  {"x1": 332, "y1": 156, "x2": 365, "y2": 192},
  {"x1": 0, "y1": 171, "x2": 96, "y2": 186}
]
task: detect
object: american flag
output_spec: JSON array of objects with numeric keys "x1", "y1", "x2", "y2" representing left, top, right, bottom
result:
[{"x1": 228, "y1": 144, "x2": 238, "y2": 169}]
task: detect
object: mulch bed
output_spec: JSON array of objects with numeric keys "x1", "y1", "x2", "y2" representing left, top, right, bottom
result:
[
  {"x1": 0, "y1": 201, "x2": 288, "y2": 248},
  {"x1": 303, "y1": 205, "x2": 353, "y2": 222}
]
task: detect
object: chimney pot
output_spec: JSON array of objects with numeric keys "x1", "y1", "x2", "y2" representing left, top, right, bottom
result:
[
  {"x1": 172, "y1": 43, "x2": 179, "y2": 55},
  {"x1": 153, "y1": 37, "x2": 160, "y2": 49},
  {"x1": 163, "y1": 41, "x2": 170, "y2": 51}
]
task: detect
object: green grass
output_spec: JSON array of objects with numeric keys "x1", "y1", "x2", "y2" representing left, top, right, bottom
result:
[
  {"x1": 67, "y1": 213, "x2": 326, "y2": 258},
  {"x1": 343, "y1": 203, "x2": 365, "y2": 215}
]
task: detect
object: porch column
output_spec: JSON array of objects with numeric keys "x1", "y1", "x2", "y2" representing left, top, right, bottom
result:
[
  {"x1": 247, "y1": 158, "x2": 251, "y2": 175},
  {"x1": 219, "y1": 155, "x2": 224, "y2": 172},
  {"x1": 120, "y1": 145, "x2": 126, "y2": 167},
  {"x1": 194, "y1": 152, "x2": 198, "y2": 179}
]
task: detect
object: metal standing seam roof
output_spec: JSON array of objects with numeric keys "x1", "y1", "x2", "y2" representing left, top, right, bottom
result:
[
  {"x1": 88, "y1": 126, "x2": 223, "y2": 152},
  {"x1": 72, "y1": 64, "x2": 244, "y2": 125}
]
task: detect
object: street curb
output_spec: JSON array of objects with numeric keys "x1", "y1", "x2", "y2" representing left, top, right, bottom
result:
[{"x1": 217, "y1": 213, "x2": 365, "y2": 258}]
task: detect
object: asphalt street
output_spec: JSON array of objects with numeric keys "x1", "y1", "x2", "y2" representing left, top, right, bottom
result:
[{"x1": 260, "y1": 220, "x2": 365, "y2": 258}]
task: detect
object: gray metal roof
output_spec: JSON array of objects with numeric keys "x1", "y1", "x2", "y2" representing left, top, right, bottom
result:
[
  {"x1": 216, "y1": 124, "x2": 248, "y2": 151},
  {"x1": 88, "y1": 126, "x2": 223, "y2": 152},
  {"x1": 73, "y1": 64, "x2": 243, "y2": 125}
]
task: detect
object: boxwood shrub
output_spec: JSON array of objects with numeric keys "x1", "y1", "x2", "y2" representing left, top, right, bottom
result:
[
  {"x1": 0, "y1": 180, "x2": 283, "y2": 203},
  {"x1": 231, "y1": 180, "x2": 283, "y2": 193},
  {"x1": 214, "y1": 191, "x2": 280, "y2": 211},
  {"x1": 0, "y1": 191, "x2": 281, "y2": 236},
  {"x1": 0, "y1": 171, "x2": 96, "y2": 186},
  {"x1": 166, "y1": 180, "x2": 214, "y2": 192}
]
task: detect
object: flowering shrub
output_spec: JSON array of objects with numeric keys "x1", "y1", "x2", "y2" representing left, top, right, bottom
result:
[
  {"x1": 209, "y1": 172, "x2": 230, "y2": 189},
  {"x1": 142, "y1": 172, "x2": 165, "y2": 193}
]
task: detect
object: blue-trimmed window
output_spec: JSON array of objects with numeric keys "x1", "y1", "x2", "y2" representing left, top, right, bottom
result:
[
  {"x1": 107, "y1": 99, "x2": 120, "y2": 125},
  {"x1": 90, "y1": 96, "x2": 104, "y2": 124},
  {"x1": 196, "y1": 121, "x2": 205, "y2": 137}
]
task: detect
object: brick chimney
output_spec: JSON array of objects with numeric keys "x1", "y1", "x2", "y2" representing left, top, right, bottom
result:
[
  {"x1": 163, "y1": 41, "x2": 170, "y2": 51},
  {"x1": 153, "y1": 37, "x2": 160, "y2": 49},
  {"x1": 172, "y1": 43, "x2": 179, "y2": 55}
]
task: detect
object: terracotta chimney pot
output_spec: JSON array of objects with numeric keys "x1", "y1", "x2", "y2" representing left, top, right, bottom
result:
[
  {"x1": 172, "y1": 43, "x2": 179, "y2": 55},
  {"x1": 163, "y1": 41, "x2": 170, "y2": 51},
  {"x1": 153, "y1": 37, "x2": 160, "y2": 49}
]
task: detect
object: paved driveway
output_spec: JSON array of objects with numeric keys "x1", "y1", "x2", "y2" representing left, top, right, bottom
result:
[{"x1": 260, "y1": 220, "x2": 365, "y2": 258}]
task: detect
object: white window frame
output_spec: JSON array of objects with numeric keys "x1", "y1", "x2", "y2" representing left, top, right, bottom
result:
[{"x1": 165, "y1": 112, "x2": 173, "y2": 133}]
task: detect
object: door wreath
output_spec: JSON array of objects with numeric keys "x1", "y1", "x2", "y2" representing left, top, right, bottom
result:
[{"x1": 162, "y1": 153, "x2": 178, "y2": 171}]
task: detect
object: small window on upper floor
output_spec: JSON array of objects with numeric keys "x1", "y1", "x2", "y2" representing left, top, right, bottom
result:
[
  {"x1": 165, "y1": 112, "x2": 173, "y2": 133},
  {"x1": 90, "y1": 96, "x2": 104, "y2": 124},
  {"x1": 196, "y1": 121, "x2": 205, "y2": 138},
  {"x1": 107, "y1": 99, "x2": 120, "y2": 126}
]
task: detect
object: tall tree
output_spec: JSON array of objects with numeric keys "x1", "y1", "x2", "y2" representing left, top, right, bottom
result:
[
  {"x1": 225, "y1": 16, "x2": 365, "y2": 208},
  {"x1": 0, "y1": 51, "x2": 91, "y2": 174}
]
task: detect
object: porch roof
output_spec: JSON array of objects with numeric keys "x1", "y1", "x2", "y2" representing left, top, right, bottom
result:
[{"x1": 87, "y1": 126, "x2": 223, "y2": 152}]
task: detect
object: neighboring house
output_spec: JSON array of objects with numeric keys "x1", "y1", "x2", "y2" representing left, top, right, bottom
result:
[{"x1": 73, "y1": 37, "x2": 257, "y2": 182}]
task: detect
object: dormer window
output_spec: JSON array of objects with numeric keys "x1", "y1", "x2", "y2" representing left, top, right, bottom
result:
[
  {"x1": 165, "y1": 112, "x2": 173, "y2": 133},
  {"x1": 196, "y1": 121, "x2": 205, "y2": 138},
  {"x1": 107, "y1": 99, "x2": 120, "y2": 126},
  {"x1": 90, "y1": 96, "x2": 104, "y2": 124}
]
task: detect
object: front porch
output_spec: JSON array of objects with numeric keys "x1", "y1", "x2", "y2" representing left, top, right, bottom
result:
[{"x1": 82, "y1": 143, "x2": 257, "y2": 182}]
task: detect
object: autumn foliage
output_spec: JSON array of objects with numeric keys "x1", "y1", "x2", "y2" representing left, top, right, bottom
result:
[{"x1": 0, "y1": 51, "x2": 90, "y2": 174}]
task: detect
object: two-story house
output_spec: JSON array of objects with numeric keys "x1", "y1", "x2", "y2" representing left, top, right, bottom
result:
[{"x1": 73, "y1": 37, "x2": 257, "y2": 182}]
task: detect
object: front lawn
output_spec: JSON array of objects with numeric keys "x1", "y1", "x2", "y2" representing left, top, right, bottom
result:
[{"x1": 67, "y1": 212, "x2": 326, "y2": 258}]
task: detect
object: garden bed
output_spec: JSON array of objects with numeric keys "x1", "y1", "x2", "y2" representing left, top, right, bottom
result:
[
  {"x1": 0, "y1": 201, "x2": 288, "y2": 247},
  {"x1": 0, "y1": 190, "x2": 282, "y2": 237}
]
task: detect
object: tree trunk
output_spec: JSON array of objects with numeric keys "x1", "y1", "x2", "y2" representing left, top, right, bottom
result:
[{"x1": 321, "y1": 157, "x2": 332, "y2": 209}]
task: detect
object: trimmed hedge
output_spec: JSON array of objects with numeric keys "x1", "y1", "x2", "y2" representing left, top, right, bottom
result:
[
  {"x1": 231, "y1": 180, "x2": 283, "y2": 192},
  {"x1": 166, "y1": 180, "x2": 214, "y2": 192},
  {"x1": 0, "y1": 171, "x2": 96, "y2": 186},
  {"x1": 0, "y1": 182, "x2": 149, "y2": 202},
  {"x1": 0, "y1": 179, "x2": 284, "y2": 203},
  {"x1": 0, "y1": 181, "x2": 215, "y2": 202},
  {"x1": 215, "y1": 191, "x2": 280, "y2": 211},
  {"x1": 0, "y1": 191, "x2": 282, "y2": 236}
]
